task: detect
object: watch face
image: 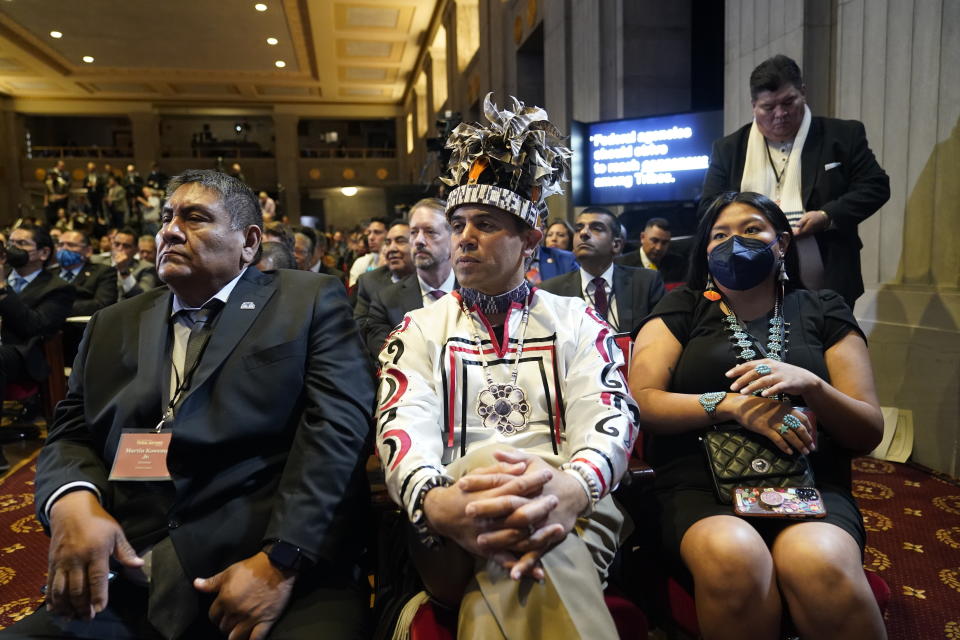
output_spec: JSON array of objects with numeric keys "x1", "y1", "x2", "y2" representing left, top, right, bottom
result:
[{"x1": 269, "y1": 542, "x2": 301, "y2": 570}]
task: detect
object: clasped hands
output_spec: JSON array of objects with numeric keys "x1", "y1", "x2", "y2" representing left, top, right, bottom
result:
[
  {"x1": 46, "y1": 490, "x2": 293, "y2": 640},
  {"x1": 423, "y1": 449, "x2": 588, "y2": 582}
]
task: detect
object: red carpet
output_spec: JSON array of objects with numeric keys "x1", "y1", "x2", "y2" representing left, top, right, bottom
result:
[
  {"x1": 0, "y1": 454, "x2": 957, "y2": 636},
  {"x1": 0, "y1": 451, "x2": 47, "y2": 630},
  {"x1": 852, "y1": 457, "x2": 960, "y2": 639}
]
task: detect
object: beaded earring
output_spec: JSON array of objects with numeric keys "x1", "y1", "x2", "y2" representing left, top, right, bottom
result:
[{"x1": 703, "y1": 274, "x2": 722, "y2": 301}]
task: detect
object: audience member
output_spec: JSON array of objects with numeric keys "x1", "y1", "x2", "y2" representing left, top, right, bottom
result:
[
  {"x1": 84, "y1": 161, "x2": 104, "y2": 215},
  {"x1": 262, "y1": 220, "x2": 295, "y2": 254},
  {"x1": 353, "y1": 221, "x2": 412, "y2": 326},
  {"x1": 628, "y1": 191, "x2": 885, "y2": 639},
  {"x1": 91, "y1": 227, "x2": 158, "y2": 300},
  {"x1": 525, "y1": 242, "x2": 578, "y2": 284},
  {"x1": 540, "y1": 207, "x2": 665, "y2": 334},
  {"x1": 44, "y1": 160, "x2": 70, "y2": 227},
  {"x1": 54, "y1": 230, "x2": 118, "y2": 316},
  {"x1": 376, "y1": 95, "x2": 636, "y2": 638},
  {"x1": 617, "y1": 217, "x2": 687, "y2": 284},
  {"x1": 104, "y1": 175, "x2": 129, "y2": 229},
  {"x1": 16, "y1": 169, "x2": 373, "y2": 639},
  {"x1": 700, "y1": 54, "x2": 889, "y2": 308},
  {"x1": 256, "y1": 241, "x2": 297, "y2": 272},
  {"x1": 137, "y1": 186, "x2": 161, "y2": 235},
  {"x1": 362, "y1": 198, "x2": 454, "y2": 355},
  {"x1": 348, "y1": 218, "x2": 387, "y2": 286},
  {"x1": 293, "y1": 226, "x2": 346, "y2": 281},
  {"x1": 0, "y1": 224, "x2": 75, "y2": 471},
  {"x1": 259, "y1": 191, "x2": 277, "y2": 222},
  {"x1": 137, "y1": 234, "x2": 157, "y2": 265},
  {"x1": 145, "y1": 162, "x2": 167, "y2": 191},
  {"x1": 544, "y1": 219, "x2": 574, "y2": 251}
]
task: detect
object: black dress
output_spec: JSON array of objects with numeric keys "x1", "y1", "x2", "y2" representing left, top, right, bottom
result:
[{"x1": 640, "y1": 286, "x2": 868, "y2": 559}]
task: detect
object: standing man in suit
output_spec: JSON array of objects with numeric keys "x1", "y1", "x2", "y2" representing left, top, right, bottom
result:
[
  {"x1": 348, "y1": 218, "x2": 387, "y2": 286},
  {"x1": 92, "y1": 228, "x2": 159, "y2": 300},
  {"x1": 363, "y1": 198, "x2": 455, "y2": 356},
  {"x1": 699, "y1": 54, "x2": 889, "y2": 308},
  {"x1": 15, "y1": 170, "x2": 372, "y2": 639},
  {"x1": 540, "y1": 207, "x2": 665, "y2": 335},
  {"x1": 353, "y1": 221, "x2": 414, "y2": 327},
  {"x1": 55, "y1": 230, "x2": 118, "y2": 316},
  {"x1": 616, "y1": 218, "x2": 687, "y2": 285},
  {"x1": 0, "y1": 224, "x2": 75, "y2": 471}
]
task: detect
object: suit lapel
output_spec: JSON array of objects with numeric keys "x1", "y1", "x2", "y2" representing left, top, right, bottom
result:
[
  {"x1": 179, "y1": 269, "x2": 276, "y2": 404},
  {"x1": 801, "y1": 118, "x2": 823, "y2": 208},
  {"x1": 138, "y1": 290, "x2": 173, "y2": 408},
  {"x1": 400, "y1": 276, "x2": 422, "y2": 311},
  {"x1": 612, "y1": 265, "x2": 632, "y2": 334}
]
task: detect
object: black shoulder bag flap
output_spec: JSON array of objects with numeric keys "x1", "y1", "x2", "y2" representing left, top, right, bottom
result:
[{"x1": 701, "y1": 422, "x2": 814, "y2": 504}]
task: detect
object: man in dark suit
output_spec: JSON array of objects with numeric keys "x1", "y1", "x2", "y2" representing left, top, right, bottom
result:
[
  {"x1": 91, "y1": 227, "x2": 159, "y2": 300},
  {"x1": 0, "y1": 224, "x2": 75, "y2": 471},
  {"x1": 18, "y1": 170, "x2": 372, "y2": 639},
  {"x1": 363, "y1": 198, "x2": 454, "y2": 356},
  {"x1": 616, "y1": 217, "x2": 688, "y2": 285},
  {"x1": 699, "y1": 54, "x2": 889, "y2": 307},
  {"x1": 353, "y1": 220, "x2": 413, "y2": 327},
  {"x1": 293, "y1": 226, "x2": 345, "y2": 282},
  {"x1": 540, "y1": 207, "x2": 665, "y2": 334},
  {"x1": 54, "y1": 230, "x2": 118, "y2": 316}
]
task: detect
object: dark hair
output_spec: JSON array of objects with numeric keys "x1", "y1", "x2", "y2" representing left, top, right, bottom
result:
[
  {"x1": 16, "y1": 223, "x2": 54, "y2": 267},
  {"x1": 115, "y1": 226, "x2": 138, "y2": 242},
  {"x1": 265, "y1": 222, "x2": 295, "y2": 253},
  {"x1": 366, "y1": 217, "x2": 388, "y2": 230},
  {"x1": 750, "y1": 55, "x2": 803, "y2": 100},
  {"x1": 687, "y1": 191, "x2": 804, "y2": 290},
  {"x1": 388, "y1": 219, "x2": 410, "y2": 231},
  {"x1": 258, "y1": 241, "x2": 297, "y2": 271},
  {"x1": 294, "y1": 225, "x2": 317, "y2": 255},
  {"x1": 64, "y1": 229, "x2": 91, "y2": 246},
  {"x1": 644, "y1": 217, "x2": 671, "y2": 232},
  {"x1": 166, "y1": 170, "x2": 262, "y2": 232},
  {"x1": 579, "y1": 207, "x2": 622, "y2": 239},
  {"x1": 545, "y1": 219, "x2": 574, "y2": 249}
]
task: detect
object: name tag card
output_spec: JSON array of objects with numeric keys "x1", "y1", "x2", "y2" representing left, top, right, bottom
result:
[{"x1": 109, "y1": 430, "x2": 173, "y2": 481}]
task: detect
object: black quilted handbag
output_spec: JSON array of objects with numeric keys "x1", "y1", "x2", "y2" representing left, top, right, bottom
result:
[{"x1": 700, "y1": 423, "x2": 814, "y2": 504}]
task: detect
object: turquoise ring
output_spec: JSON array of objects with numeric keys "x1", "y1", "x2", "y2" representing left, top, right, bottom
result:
[
  {"x1": 781, "y1": 413, "x2": 803, "y2": 433},
  {"x1": 754, "y1": 364, "x2": 773, "y2": 376}
]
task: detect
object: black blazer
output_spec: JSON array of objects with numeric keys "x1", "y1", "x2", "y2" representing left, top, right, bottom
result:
[
  {"x1": 616, "y1": 250, "x2": 688, "y2": 284},
  {"x1": 36, "y1": 268, "x2": 373, "y2": 581},
  {"x1": 699, "y1": 116, "x2": 890, "y2": 305},
  {"x1": 50, "y1": 261, "x2": 118, "y2": 316},
  {"x1": 0, "y1": 269, "x2": 75, "y2": 380},
  {"x1": 363, "y1": 274, "x2": 427, "y2": 357},
  {"x1": 538, "y1": 264, "x2": 665, "y2": 335},
  {"x1": 353, "y1": 266, "x2": 396, "y2": 327}
]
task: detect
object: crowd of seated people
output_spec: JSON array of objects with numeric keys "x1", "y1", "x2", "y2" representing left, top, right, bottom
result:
[{"x1": 2, "y1": 55, "x2": 893, "y2": 639}]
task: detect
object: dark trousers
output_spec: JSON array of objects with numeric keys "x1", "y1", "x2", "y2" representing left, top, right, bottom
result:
[
  {"x1": 0, "y1": 345, "x2": 28, "y2": 401},
  {"x1": 1, "y1": 570, "x2": 370, "y2": 639}
]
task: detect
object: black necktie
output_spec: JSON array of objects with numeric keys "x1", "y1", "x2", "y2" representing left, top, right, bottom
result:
[
  {"x1": 61, "y1": 270, "x2": 75, "y2": 283},
  {"x1": 591, "y1": 277, "x2": 608, "y2": 319},
  {"x1": 180, "y1": 301, "x2": 223, "y2": 393}
]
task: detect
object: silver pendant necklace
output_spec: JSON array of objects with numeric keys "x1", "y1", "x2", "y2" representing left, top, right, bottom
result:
[{"x1": 463, "y1": 301, "x2": 532, "y2": 435}]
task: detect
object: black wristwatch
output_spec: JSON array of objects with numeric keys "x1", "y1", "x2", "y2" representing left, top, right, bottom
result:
[{"x1": 265, "y1": 540, "x2": 306, "y2": 572}]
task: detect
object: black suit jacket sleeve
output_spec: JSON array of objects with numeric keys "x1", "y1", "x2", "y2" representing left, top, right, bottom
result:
[
  {"x1": 72, "y1": 265, "x2": 119, "y2": 316},
  {"x1": 815, "y1": 120, "x2": 890, "y2": 231},
  {"x1": 0, "y1": 275, "x2": 75, "y2": 338},
  {"x1": 364, "y1": 287, "x2": 395, "y2": 357},
  {"x1": 699, "y1": 134, "x2": 735, "y2": 216},
  {"x1": 264, "y1": 278, "x2": 374, "y2": 562}
]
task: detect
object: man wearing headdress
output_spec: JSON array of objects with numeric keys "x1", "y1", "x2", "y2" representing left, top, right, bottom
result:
[{"x1": 375, "y1": 94, "x2": 637, "y2": 639}]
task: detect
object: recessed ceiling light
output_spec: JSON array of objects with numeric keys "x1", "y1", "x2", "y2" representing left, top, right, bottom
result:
[
  {"x1": 274, "y1": 60, "x2": 286, "y2": 68},
  {"x1": 266, "y1": 37, "x2": 278, "y2": 45},
  {"x1": 82, "y1": 55, "x2": 94, "y2": 63},
  {"x1": 341, "y1": 187, "x2": 358, "y2": 197},
  {"x1": 50, "y1": 30, "x2": 63, "y2": 39},
  {"x1": 254, "y1": 3, "x2": 267, "y2": 11}
]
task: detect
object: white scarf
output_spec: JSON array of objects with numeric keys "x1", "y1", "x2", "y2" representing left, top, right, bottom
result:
[{"x1": 740, "y1": 104, "x2": 823, "y2": 288}]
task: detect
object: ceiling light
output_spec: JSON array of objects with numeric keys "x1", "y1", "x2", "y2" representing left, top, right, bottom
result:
[
  {"x1": 341, "y1": 187, "x2": 358, "y2": 197},
  {"x1": 266, "y1": 37, "x2": 278, "y2": 45},
  {"x1": 82, "y1": 55, "x2": 94, "y2": 63},
  {"x1": 50, "y1": 30, "x2": 63, "y2": 39},
  {"x1": 254, "y1": 3, "x2": 267, "y2": 11},
  {"x1": 274, "y1": 60, "x2": 286, "y2": 68}
]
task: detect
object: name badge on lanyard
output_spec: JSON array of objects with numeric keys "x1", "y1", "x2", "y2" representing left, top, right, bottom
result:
[{"x1": 109, "y1": 428, "x2": 173, "y2": 481}]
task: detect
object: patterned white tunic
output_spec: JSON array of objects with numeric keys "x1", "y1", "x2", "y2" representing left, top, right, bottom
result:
[{"x1": 375, "y1": 288, "x2": 638, "y2": 519}]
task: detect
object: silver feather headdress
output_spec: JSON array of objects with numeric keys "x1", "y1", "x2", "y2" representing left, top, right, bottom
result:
[{"x1": 440, "y1": 93, "x2": 572, "y2": 230}]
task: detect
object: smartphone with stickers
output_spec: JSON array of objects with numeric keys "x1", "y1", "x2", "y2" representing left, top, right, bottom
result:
[{"x1": 732, "y1": 486, "x2": 827, "y2": 519}]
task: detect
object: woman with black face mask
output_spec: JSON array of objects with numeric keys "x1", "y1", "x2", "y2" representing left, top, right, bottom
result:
[{"x1": 626, "y1": 192, "x2": 886, "y2": 639}]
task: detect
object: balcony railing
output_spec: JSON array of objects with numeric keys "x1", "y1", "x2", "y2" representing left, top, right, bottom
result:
[
  {"x1": 29, "y1": 146, "x2": 133, "y2": 159},
  {"x1": 162, "y1": 144, "x2": 273, "y2": 159},
  {"x1": 300, "y1": 147, "x2": 397, "y2": 159}
]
